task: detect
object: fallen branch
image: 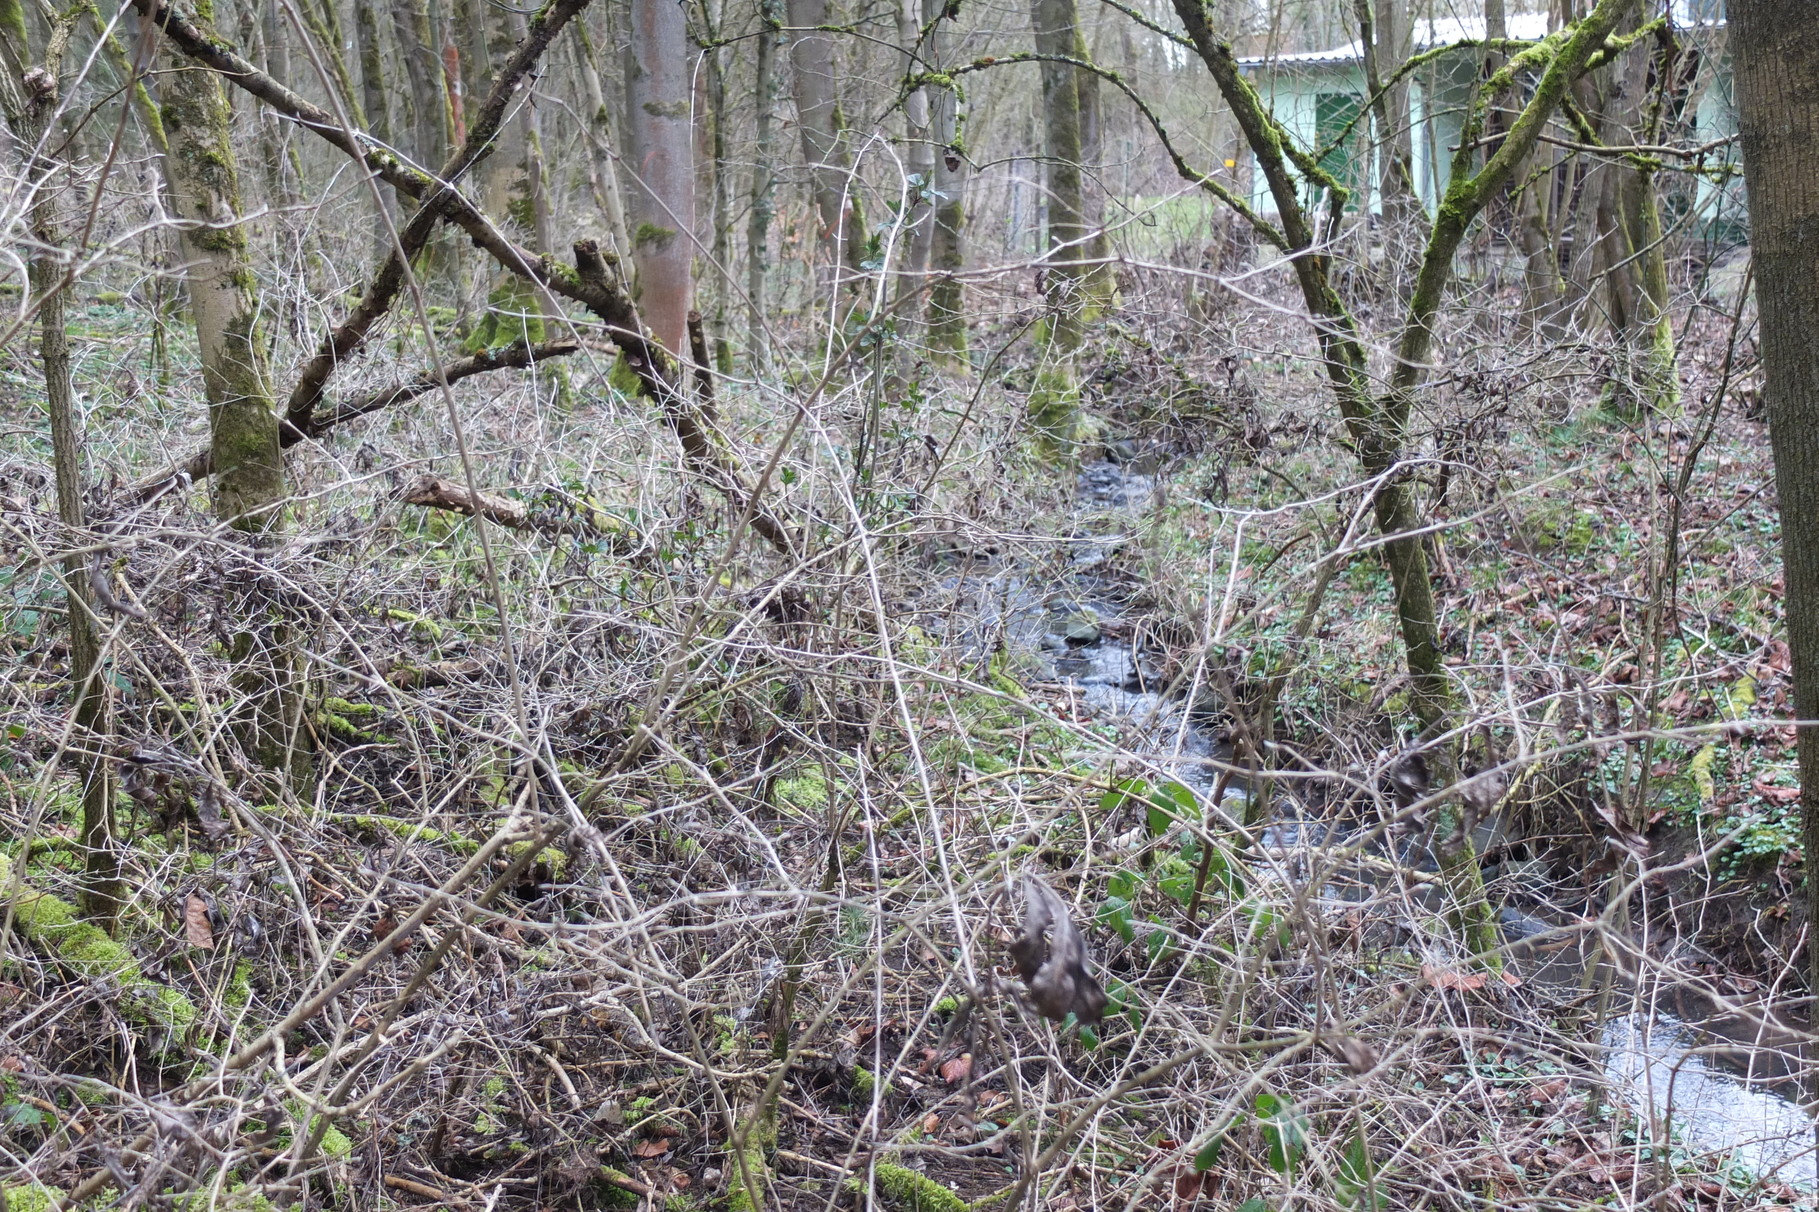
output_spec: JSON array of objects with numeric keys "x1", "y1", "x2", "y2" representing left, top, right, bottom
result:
[
  {"x1": 130, "y1": 340, "x2": 582, "y2": 501},
  {"x1": 399, "y1": 475, "x2": 638, "y2": 546}
]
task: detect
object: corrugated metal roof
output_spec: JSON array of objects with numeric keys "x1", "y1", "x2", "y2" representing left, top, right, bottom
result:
[
  {"x1": 1238, "y1": 12, "x2": 1550, "y2": 70},
  {"x1": 1236, "y1": 5, "x2": 1722, "y2": 72}
]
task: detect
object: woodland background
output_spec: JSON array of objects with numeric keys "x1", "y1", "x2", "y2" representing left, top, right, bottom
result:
[{"x1": 1, "y1": 0, "x2": 1813, "y2": 1210}]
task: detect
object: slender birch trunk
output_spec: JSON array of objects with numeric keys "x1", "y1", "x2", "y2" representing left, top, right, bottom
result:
[
  {"x1": 787, "y1": 0, "x2": 864, "y2": 297},
  {"x1": 923, "y1": 0, "x2": 966, "y2": 365},
  {"x1": 0, "y1": 7, "x2": 122, "y2": 929},
  {"x1": 571, "y1": 17, "x2": 631, "y2": 260},
  {"x1": 745, "y1": 0, "x2": 780, "y2": 375},
  {"x1": 1030, "y1": 0, "x2": 1089, "y2": 446}
]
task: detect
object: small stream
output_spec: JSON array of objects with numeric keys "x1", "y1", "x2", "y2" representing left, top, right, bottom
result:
[{"x1": 995, "y1": 457, "x2": 1819, "y2": 1191}]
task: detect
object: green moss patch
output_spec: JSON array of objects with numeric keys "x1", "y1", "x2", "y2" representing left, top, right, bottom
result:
[{"x1": 0, "y1": 853, "x2": 195, "y2": 1041}]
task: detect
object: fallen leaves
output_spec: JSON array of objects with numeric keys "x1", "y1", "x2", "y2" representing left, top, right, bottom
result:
[
  {"x1": 183, "y1": 893, "x2": 215, "y2": 950},
  {"x1": 1421, "y1": 964, "x2": 1486, "y2": 991}
]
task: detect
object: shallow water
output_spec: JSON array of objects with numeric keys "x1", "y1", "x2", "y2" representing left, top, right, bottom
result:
[
  {"x1": 1603, "y1": 1013, "x2": 1818, "y2": 1189},
  {"x1": 1036, "y1": 460, "x2": 1819, "y2": 1192}
]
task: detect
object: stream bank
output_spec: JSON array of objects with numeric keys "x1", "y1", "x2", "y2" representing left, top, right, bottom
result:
[{"x1": 1008, "y1": 454, "x2": 1819, "y2": 1193}]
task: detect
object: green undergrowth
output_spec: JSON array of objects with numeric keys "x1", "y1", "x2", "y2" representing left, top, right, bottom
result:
[
  {"x1": 0, "y1": 852, "x2": 195, "y2": 1042},
  {"x1": 847, "y1": 1162, "x2": 971, "y2": 1212}
]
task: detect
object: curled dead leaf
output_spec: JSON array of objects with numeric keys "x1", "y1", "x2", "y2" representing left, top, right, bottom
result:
[
  {"x1": 184, "y1": 893, "x2": 215, "y2": 950},
  {"x1": 1421, "y1": 964, "x2": 1486, "y2": 991},
  {"x1": 1008, "y1": 875, "x2": 1107, "y2": 1025}
]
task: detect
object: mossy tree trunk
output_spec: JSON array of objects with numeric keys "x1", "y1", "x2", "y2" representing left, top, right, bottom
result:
[
  {"x1": 389, "y1": 0, "x2": 447, "y2": 169},
  {"x1": 894, "y1": 0, "x2": 935, "y2": 337},
  {"x1": 355, "y1": 0, "x2": 397, "y2": 259},
  {"x1": 1168, "y1": 0, "x2": 1641, "y2": 958},
  {"x1": 473, "y1": 4, "x2": 558, "y2": 355},
  {"x1": 1608, "y1": 12, "x2": 1678, "y2": 415},
  {"x1": 1030, "y1": 0, "x2": 1090, "y2": 447},
  {"x1": 0, "y1": 6, "x2": 123, "y2": 930},
  {"x1": 1731, "y1": 0, "x2": 1819, "y2": 1015},
  {"x1": 923, "y1": 0, "x2": 968, "y2": 366},
  {"x1": 158, "y1": 11, "x2": 311, "y2": 787},
  {"x1": 625, "y1": 0, "x2": 696, "y2": 358}
]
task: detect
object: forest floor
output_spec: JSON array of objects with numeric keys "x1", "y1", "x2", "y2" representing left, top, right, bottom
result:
[{"x1": 2, "y1": 249, "x2": 1813, "y2": 1211}]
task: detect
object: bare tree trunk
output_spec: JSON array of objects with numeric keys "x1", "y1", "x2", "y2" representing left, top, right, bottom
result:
[
  {"x1": 923, "y1": 0, "x2": 966, "y2": 366},
  {"x1": 627, "y1": 0, "x2": 697, "y2": 357},
  {"x1": 302, "y1": 0, "x2": 365, "y2": 126},
  {"x1": 746, "y1": 0, "x2": 780, "y2": 374},
  {"x1": 1575, "y1": 12, "x2": 1677, "y2": 418},
  {"x1": 159, "y1": 10, "x2": 310, "y2": 784},
  {"x1": 1613, "y1": 10, "x2": 1678, "y2": 414},
  {"x1": 1732, "y1": 0, "x2": 1819, "y2": 1013},
  {"x1": 787, "y1": 0, "x2": 864, "y2": 295},
  {"x1": 0, "y1": 8, "x2": 122, "y2": 930},
  {"x1": 570, "y1": 16, "x2": 631, "y2": 260},
  {"x1": 391, "y1": 0, "x2": 446, "y2": 167},
  {"x1": 243, "y1": 3, "x2": 298, "y2": 209},
  {"x1": 702, "y1": 0, "x2": 735, "y2": 373},
  {"x1": 1030, "y1": 0, "x2": 1089, "y2": 446},
  {"x1": 1071, "y1": 3, "x2": 1110, "y2": 308},
  {"x1": 895, "y1": 0, "x2": 935, "y2": 323},
  {"x1": 1363, "y1": 0, "x2": 1418, "y2": 295},
  {"x1": 355, "y1": 0, "x2": 396, "y2": 257}
]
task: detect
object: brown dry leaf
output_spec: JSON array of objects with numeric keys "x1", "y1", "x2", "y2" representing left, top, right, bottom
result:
[
  {"x1": 1753, "y1": 776, "x2": 1801, "y2": 804},
  {"x1": 631, "y1": 1138, "x2": 671, "y2": 1158},
  {"x1": 1008, "y1": 875, "x2": 1107, "y2": 1024},
  {"x1": 0, "y1": 1055, "x2": 22, "y2": 1072},
  {"x1": 669, "y1": 1171, "x2": 691, "y2": 1190},
  {"x1": 1421, "y1": 964, "x2": 1486, "y2": 991},
  {"x1": 1324, "y1": 1034, "x2": 1379, "y2": 1074},
  {"x1": 184, "y1": 894, "x2": 215, "y2": 950},
  {"x1": 1173, "y1": 1168, "x2": 1204, "y2": 1201},
  {"x1": 1500, "y1": 969, "x2": 1524, "y2": 987},
  {"x1": 939, "y1": 1053, "x2": 973, "y2": 1084},
  {"x1": 922, "y1": 1112, "x2": 941, "y2": 1135}
]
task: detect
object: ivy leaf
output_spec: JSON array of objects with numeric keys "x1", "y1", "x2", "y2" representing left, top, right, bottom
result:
[
  {"x1": 1255, "y1": 1091, "x2": 1307, "y2": 1175},
  {"x1": 1144, "y1": 779, "x2": 1199, "y2": 837},
  {"x1": 1099, "y1": 776, "x2": 1148, "y2": 816}
]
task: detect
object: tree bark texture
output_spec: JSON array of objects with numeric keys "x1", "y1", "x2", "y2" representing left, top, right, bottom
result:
[
  {"x1": 745, "y1": 0, "x2": 780, "y2": 373},
  {"x1": 923, "y1": 0, "x2": 967, "y2": 365},
  {"x1": 0, "y1": 7, "x2": 122, "y2": 930},
  {"x1": 626, "y1": 0, "x2": 697, "y2": 357},
  {"x1": 1731, "y1": 0, "x2": 1819, "y2": 1011},
  {"x1": 787, "y1": 0, "x2": 864, "y2": 290},
  {"x1": 570, "y1": 17, "x2": 631, "y2": 259},
  {"x1": 355, "y1": 0, "x2": 397, "y2": 257},
  {"x1": 390, "y1": 0, "x2": 447, "y2": 168},
  {"x1": 158, "y1": 10, "x2": 309, "y2": 783},
  {"x1": 1030, "y1": 0, "x2": 1089, "y2": 444}
]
